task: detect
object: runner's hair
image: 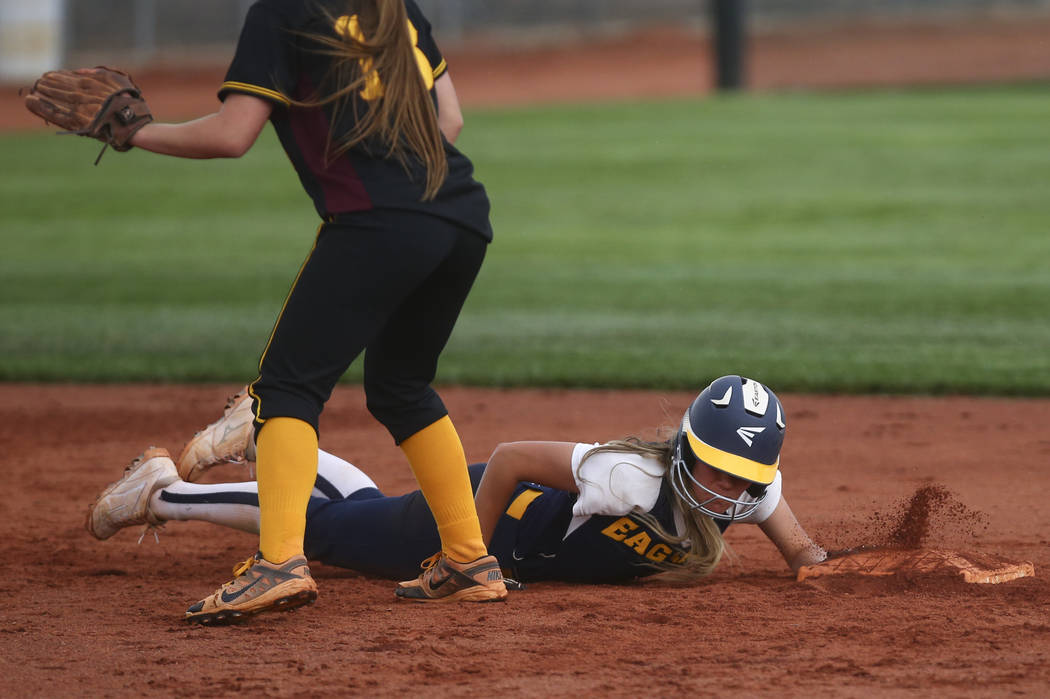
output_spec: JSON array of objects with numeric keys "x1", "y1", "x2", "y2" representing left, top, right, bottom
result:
[{"x1": 580, "y1": 436, "x2": 726, "y2": 581}]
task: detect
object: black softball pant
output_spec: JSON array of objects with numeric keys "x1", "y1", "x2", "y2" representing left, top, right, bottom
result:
[{"x1": 250, "y1": 208, "x2": 488, "y2": 443}]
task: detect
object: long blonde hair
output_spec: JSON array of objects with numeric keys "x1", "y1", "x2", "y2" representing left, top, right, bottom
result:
[
  {"x1": 296, "y1": 0, "x2": 447, "y2": 199},
  {"x1": 581, "y1": 437, "x2": 727, "y2": 582}
]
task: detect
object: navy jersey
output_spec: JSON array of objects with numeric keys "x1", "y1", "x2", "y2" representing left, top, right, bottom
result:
[
  {"x1": 303, "y1": 464, "x2": 706, "y2": 584},
  {"x1": 220, "y1": 0, "x2": 492, "y2": 239},
  {"x1": 497, "y1": 480, "x2": 693, "y2": 583}
]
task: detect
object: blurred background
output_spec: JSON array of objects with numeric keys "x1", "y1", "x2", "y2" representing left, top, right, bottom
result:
[
  {"x1": 3, "y1": 0, "x2": 1050, "y2": 91},
  {"x1": 2, "y1": 1, "x2": 1048, "y2": 393}
]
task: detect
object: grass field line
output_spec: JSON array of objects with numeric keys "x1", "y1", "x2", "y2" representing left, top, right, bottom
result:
[{"x1": 1, "y1": 87, "x2": 1047, "y2": 393}]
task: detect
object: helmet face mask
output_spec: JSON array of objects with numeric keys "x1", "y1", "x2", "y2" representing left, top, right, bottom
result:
[
  {"x1": 669, "y1": 376, "x2": 785, "y2": 522},
  {"x1": 670, "y1": 420, "x2": 766, "y2": 521}
]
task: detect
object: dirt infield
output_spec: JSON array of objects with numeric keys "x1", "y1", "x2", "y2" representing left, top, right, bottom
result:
[
  {"x1": 1, "y1": 384, "x2": 1048, "y2": 696},
  {"x1": 3, "y1": 16, "x2": 1049, "y2": 697}
]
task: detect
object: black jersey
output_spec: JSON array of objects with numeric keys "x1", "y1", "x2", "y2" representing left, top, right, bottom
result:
[{"x1": 220, "y1": 0, "x2": 492, "y2": 240}]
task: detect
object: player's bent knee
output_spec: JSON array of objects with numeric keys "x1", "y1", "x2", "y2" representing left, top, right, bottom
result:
[
  {"x1": 365, "y1": 387, "x2": 447, "y2": 444},
  {"x1": 251, "y1": 383, "x2": 324, "y2": 434}
]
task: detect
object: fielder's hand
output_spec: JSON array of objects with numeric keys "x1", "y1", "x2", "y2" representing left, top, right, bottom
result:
[{"x1": 23, "y1": 66, "x2": 153, "y2": 164}]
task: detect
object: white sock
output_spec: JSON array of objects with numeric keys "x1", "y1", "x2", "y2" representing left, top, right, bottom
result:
[
  {"x1": 149, "y1": 481, "x2": 261, "y2": 534},
  {"x1": 147, "y1": 449, "x2": 378, "y2": 534},
  {"x1": 315, "y1": 449, "x2": 378, "y2": 498}
]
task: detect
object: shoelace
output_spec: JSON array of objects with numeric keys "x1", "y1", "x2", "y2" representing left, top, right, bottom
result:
[
  {"x1": 210, "y1": 555, "x2": 259, "y2": 592},
  {"x1": 231, "y1": 555, "x2": 258, "y2": 579},
  {"x1": 214, "y1": 392, "x2": 250, "y2": 464},
  {"x1": 183, "y1": 391, "x2": 247, "y2": 455},
  {"x1": 223, "y1": 391, "x2": 246, "y2": 414},
  {"x1": 136, "y1": 522, "x2": 164, "y2": 545},
  {"x1": 418, "y1": 553, "x2": 443, "y2": 571}
]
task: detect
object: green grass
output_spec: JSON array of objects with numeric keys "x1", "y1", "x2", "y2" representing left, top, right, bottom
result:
[{"x1": 2, "y1": 85, "x2": 1048, "y2": 394}]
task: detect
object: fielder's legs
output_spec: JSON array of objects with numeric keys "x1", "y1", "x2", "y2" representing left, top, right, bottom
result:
[{"x1": 361, "y1": 228, "x2": 506, "y2": 601}]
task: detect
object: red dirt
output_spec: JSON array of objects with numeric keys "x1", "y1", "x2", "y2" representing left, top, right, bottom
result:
[
  {"x1": 3, "y1": 18, "x2": 1049, "y2": 696},
  {"x1": 1, "y1": 384, "x2": 1048, "y2": 696}
]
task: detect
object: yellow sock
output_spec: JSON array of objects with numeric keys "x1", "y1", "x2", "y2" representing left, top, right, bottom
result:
[
  {"x1": 256, "y1": 417, "x2": 318, "y2": 564},
  {"x1": 400, "y1": 416, "x2": 487, "y2": 562}
]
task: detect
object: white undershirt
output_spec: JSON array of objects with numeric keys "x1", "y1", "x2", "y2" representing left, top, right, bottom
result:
[{"x1": 566, "y1": 442, "x2": 783, "y2": 536}]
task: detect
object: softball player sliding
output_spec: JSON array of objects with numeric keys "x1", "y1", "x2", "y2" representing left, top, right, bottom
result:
[
  {"x1": 87, "y1": 377, "x2": 827, "y2": 596},
  {"x1": 124, "y1": 0, "x2": 504, "y2": 621}
]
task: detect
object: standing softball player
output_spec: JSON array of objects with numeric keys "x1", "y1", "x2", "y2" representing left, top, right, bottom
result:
[
  {"x1": 87, "y1": 376, "x2": 828, "y2": 597},
  {"x1": 26, "y1": 0, "x2": 504, "y2": 622}
]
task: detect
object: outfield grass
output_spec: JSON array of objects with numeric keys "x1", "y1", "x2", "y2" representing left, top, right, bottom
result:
[{"x1": 2, "y1": 85, "x2": 1048, "y2": 394}]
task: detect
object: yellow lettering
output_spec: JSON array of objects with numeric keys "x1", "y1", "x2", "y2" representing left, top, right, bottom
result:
[
  {"x1": 623, "y1": 531, "x2": 652, "y2": 554},
  {"x1": 406, "y1": 22, "x2": 434, "y2": 90},
  {"x1": 646, "y1": 543, "x2": 672, "y2": 562},
  {"x1": 601, "y1": 517, "x2": 638, "y2": 542},
  {"x1": 333, "y1": 16, "x2": 433, "y2": 101}
]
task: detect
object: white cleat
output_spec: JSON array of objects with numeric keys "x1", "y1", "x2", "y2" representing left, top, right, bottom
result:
[
  {"x1": 86, "y1": 447, "x2": 179, "y2": 540},
  {"x1": 176, "y1": 387, "x2": 255, "y2": 482}
]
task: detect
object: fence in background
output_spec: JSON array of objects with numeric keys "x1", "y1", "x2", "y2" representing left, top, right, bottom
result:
[
  {"x1": 422, "y1": 0, "x2": 1050, "y2": 39},
  {"x1": 2, "y1": 0, "x2": 1049, "y2": 79}
]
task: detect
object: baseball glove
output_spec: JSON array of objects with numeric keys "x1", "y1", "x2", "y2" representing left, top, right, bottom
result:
[
  {"x1": 23, "y1": 66, "x2": 153, "y2": 164},
  {"x1": 797, "y1": 547, "x2": 1034, "y2": 585}
]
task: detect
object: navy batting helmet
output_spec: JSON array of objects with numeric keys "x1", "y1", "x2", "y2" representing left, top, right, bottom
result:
[{"x1": 670, "y1": 375, "x2": 786, "y2": 521}]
